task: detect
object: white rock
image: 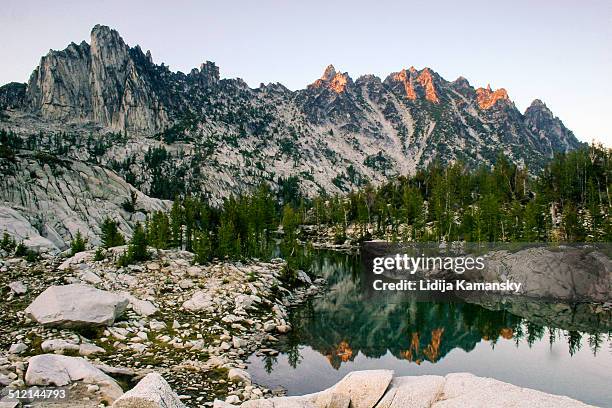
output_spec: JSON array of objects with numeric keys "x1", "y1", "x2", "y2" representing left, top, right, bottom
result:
[
  {"x1": 7, "y1": 281, "x2": 27, "y2": 295},
  {"x1": 228, "y1": 368, "x2": 251, "y2": 385},
  {"x1": 79, "y1": 343, "x2": 106, "y2": 356},
  {"x1": 314, "y1": 370, "x2": 393, "y2": 408},
  {"x1": 296, "y1": 270, "x2": 312, "y2": 285},
  {"x1": 375, "y1": 375, "x2": 445, "y2": 408},
  {"x1": 120, "y1": 292, "x2": 158, "y2": 317},
  {"x1": 25, "y1": 284, "x2": 129, "y2": 327},
  {"x1": 41, "y1": 339, "x2": 80, "y2": 353},
  {"x1": 8, "y1": 342, "x2": 27, "y2": 354},
  {"x1": 58, "y1": 251, "x2": 93, "y2": 271},
  {"x1": 182, "y1": 291, "x2": 213, "y2": 311},
  {"x1": 80, "y1": 269, "x2": 103, "y2": 284},
  {"x1": 149, "y1": 320, "x2": 167, "y2": 331},
  {"x1": 25, "y1": 354, "x2": 123, "y2": 403},
  {"x1": 186, "y1": 266, "x2": 203, "y2": 277},
  {"x1": 433, "y1": 373, "x2": 595, "y2": 408},
  {"x1": 178, "y1": 279, "x2": 194, "y2": 289},
  {"x1": 112, "y1": 372, "x2": 186, "y2": 408}
]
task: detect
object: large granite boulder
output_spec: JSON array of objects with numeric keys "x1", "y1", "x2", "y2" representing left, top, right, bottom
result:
[
  {"x1": 25, "y1": 284, "x2": 129, "y2": 327},
  {"x1": 314, "y1": 369, "x2": 393, "y2": 408},
  {"x1": 376, "y1": 375, "x2": 445, "y2": 408},
  {"x1": 227, "y1": 371, "x2": 594, "y2": 408},
  {"x1": 433, "y1": 372, "x2": 594, "y2": 407},
  {"x1": 25, "y1": 354, "x2": 123, "y2": 403},
  {"x1": 112, "y1": 372, "x2": 185, "y2": 408}
]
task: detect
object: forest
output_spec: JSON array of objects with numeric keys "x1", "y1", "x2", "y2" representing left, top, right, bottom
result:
[{"x1": 100, "y1": 143, "x2": 610, "y2": 267}]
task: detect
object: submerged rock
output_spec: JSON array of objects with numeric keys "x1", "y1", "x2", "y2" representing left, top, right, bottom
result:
[{"x1": 25, "y1": 283, "x2": 129, "y2": 327}]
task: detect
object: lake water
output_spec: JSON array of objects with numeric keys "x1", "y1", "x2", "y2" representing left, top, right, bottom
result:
[{"x1": 247, "y1": 249, "x2": 612, "y2": 407}]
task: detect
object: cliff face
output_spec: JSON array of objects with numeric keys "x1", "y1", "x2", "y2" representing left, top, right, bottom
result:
[{"x1": 24, "y1": 25, "x2": 170, "y2": 133}]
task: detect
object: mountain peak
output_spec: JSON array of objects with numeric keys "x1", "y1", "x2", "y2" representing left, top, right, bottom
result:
[
  {"x1": 310, "y1": 65, "x2": 351, "y2": 93},
  {"x1": 322, "y1": 64, "x2": 337, "y2": 81},
  {"x1": 476, "y1": 85, "x2": 509, "y2": 109},
  {"x1": 417, "y1": 68, "x2": 440, "y2": 103},
  {"x1": 528, "y1": 99, "x2": 548, "y2": 110}
]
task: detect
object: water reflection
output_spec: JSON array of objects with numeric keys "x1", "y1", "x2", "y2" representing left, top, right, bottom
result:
[{"x1": 248, "y1": 249, "x2": 612, "y2": 406}]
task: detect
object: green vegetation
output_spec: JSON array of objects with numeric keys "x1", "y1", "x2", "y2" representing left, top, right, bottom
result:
[
  {"x1": 305, "y1": 144, "x2": 611, "y2": 243},
  {"x1": 0, "y1": 232, "x2": 16, "y2": 253},
  {"x1": 70, "y1": 231, "x2": 87, "y2": 255},
  {"x1": 118, "y1": 222, "x2": 149, "y2": 266},
  {"x1": 100, "y1": 218, "x2": 126, "y2": 248}
]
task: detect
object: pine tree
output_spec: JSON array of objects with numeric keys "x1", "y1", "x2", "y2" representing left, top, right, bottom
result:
[
  {"x1": 70, "y1": 230, "x2": 87, "y2": 255},
  {"x1": 100, "y1": 218, "x2": 125, "y2": 248}
]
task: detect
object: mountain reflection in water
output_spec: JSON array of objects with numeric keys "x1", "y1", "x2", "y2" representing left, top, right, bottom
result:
[{"x1": 247, "y1": 249, "x2": 612, "y2": 406}]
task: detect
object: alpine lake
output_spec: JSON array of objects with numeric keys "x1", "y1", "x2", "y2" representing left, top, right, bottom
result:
[{"x1": 246, "y1": 247, "x2": 612, "y2": 407}]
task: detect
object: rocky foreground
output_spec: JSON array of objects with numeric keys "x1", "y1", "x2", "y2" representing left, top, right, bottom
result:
[
  {"x1": 0, "y1": 248, "x2": 321, "y2": 406},
  {"x1": 211, "y1": 370, "x2": 596, "y2": 408}
]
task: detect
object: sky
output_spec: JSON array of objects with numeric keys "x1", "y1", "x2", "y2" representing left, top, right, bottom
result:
[{"x1": 1, "y1": 0, "x2": 610, "y2": 145}]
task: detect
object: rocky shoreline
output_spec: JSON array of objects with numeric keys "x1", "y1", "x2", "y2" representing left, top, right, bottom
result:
[{"x1": 0, "y1": 247, "x2": 323, "y2": 406}]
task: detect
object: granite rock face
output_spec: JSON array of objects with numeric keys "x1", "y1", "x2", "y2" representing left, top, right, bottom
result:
[
  {"x1": 25, "y1": 25, "x2": 169, "y2": 134},
  {"x1": 0, "y1": 153, "x2": 170, "y2": 250}
]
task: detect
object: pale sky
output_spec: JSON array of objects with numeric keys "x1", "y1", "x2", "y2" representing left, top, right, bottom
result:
[{"x1": 1, "y1": 0, "x2": 610, "y2": 145}]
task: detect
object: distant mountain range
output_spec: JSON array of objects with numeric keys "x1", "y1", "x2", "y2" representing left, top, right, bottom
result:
[{"x1": 0, "y1": 25, "x2": 583, "y2": 250}]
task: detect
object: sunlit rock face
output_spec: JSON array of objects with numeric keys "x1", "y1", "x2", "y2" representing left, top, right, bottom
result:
[{"x1": 475, "y1": 85, "x2": 510, "y2": 109}]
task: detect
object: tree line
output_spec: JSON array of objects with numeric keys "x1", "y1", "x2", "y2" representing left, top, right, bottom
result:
[{"x1": 303, "y1": 143, "x2": 611, "y2": 243}]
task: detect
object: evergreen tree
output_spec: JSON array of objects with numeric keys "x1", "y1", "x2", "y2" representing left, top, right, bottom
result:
[
  {"x1": 100, "y1": 218, "x2": 125, "y2": 248},
  {"x1": 70, "y1": 230, "x2": 87, "y2": 255}
]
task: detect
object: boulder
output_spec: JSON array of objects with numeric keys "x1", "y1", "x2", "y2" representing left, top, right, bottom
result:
[
  {"x1": 112, "y1": 372, "x2": 185, "y2": 408},
  {"x1": 228, "y1": 368, "x2": 251, "y2": 385},
  {"x1": 375, "y1": 375, "x2": 445, "y2": 408},
  {"x1": 182, "y1": 290, "x2": 213, "y2": 311},
  {"x1": 120, "y1": 292, "x2": 158, "y2": 316},
  {"x1": 7, "y1": 281, "x2": 27, "y2": 295},
  {"x1": 25, "y1": 284, "x2": 129, "y2": 327},
  {"x1": 8, "y1": 342, "x2": 27, "y2": 354},
  {"x1": 41, "y1": 339, "x2": 80, "y2": 353},
  {"x1": 25, "y1": 354, "x2": 123, "y2": 403},
  {"x1": 432, "y1": 373, "x2": 594, "y2": 407},
  {"x1": 79, "y1": 343, "x2": 106, "y2": 356},
  {"x1": 314, "y1": 370, "x2": 393, "y2": 408}
]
